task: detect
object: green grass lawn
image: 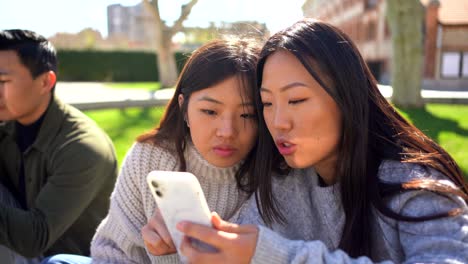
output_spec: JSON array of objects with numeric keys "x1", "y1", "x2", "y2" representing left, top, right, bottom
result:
[
  {"x1": 85, "y1": 104, "x2": 468, "y2": 179},
  {"x1": 85, "y1": 107, "x2": 165, "y2": 164},
  {"x1": 103, "y1": 82, "x2": 162, "y2": 91},
  {"x1": 399, "y1": 104, "x2": 468, "y2": 179}
]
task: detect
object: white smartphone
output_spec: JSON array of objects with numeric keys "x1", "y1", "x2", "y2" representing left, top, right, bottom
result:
[{"x1": 146, "y1": 170, "x2": 218, "y2": 259}]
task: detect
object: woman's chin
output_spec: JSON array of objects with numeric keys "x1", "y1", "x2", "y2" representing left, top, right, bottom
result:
[
  {"x1": 284, "y1": 157, "x2": 309, "y2": 169},
  {"x1": 206, "y1": 157, "x2": 240, "y2": 168}
]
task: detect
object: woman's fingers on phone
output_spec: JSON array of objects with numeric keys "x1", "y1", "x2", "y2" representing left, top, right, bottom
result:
[
  {"x1": 179, "y1": 236, "x2": 220, "y2": 264},
  {"x1": 149, "y1": 208, "x2": 176, "y2": 250},
  {"x1": 179, "y1": 231, "x2": 256, "y2": 264},
  {"x1": 176, "y1": 221, "x2": 234, "y2": 248},
  {"x1": 177, "y1": 220, "x2": 258, "y2": 263},
  {"x1": 141, "y1": 222, "x2": 176, "y2": 255},
  {"x1": 144, "y1": 238, "x2": 174, "y2": 256},
  {"x1": 211, "y1": 212, "x2": 258, "y2": 234}
]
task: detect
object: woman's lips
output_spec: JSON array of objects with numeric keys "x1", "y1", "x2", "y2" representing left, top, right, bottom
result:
[
  {"x1": 213, "y1": 146, "x2": 236, "y2": 157},
  {"x1": 276, "y1": 140, "x2": 296, "y2": 155}
]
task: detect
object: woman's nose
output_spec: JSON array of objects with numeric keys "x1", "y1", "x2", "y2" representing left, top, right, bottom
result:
[
  {"x1": 272, "y1": 107, "x2": 292, "y2": 131},
  {"x1": 216, "y1": 117, "x2": 236, "y2": 139}
]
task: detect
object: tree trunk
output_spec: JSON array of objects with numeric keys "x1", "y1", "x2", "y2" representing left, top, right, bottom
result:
[
  {"x1": 144, "y1": 0, "x2": 198, "y2": 88},
  {"x1": 386, "y1": 0, "x2": 425, "y2": 108},
  {"x1": 156, "y1": 32, "x2": 178, "y2": 87}
]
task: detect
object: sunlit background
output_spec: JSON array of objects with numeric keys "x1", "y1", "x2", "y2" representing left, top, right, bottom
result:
[
  {"x1": 0, "y1": 0, "x2": 304, "y2": 37},
  {"x1": 1, "y1": 0, "x2": 468, "y2": 178}
]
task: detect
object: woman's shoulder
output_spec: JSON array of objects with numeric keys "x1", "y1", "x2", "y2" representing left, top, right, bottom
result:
[
  {"x1": 122, "y1": 141, "x2": 179, "y2": 171},
  {"x1": 378, "y1": 159, "x2": 451, "y2": 184},
  {"x1": 377, "y1": 160, "x2": 466, "y2": 217},
  {"x1": 128, "y1": 141, "x2": 176, "y2": 158}
]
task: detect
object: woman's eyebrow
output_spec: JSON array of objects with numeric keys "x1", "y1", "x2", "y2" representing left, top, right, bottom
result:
[
  {"x1": 261, "y1": 82, "x2": 308, "y2": 93},
  {"x1": 197, "y1": 96, "x2": 222, "y2": 105},
  {"x1": 197, "y1": 96, "x2": 254, "y2": 107}
]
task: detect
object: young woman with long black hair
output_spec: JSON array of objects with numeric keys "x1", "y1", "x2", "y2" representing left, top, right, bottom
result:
[
  {"x1": 42, "y1": 39, "x2": 261, "y2": 264},
  {"x1": 176, "y1": 19, "x2": 468, "y2": 264}
]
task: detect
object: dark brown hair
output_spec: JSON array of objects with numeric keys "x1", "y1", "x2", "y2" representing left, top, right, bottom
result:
[
  {"x1": 252, "y1": 19, "x2": 468, "y2": 258},
  {"x1": 138, "y1": 39, "x2": 260, "y2": 191}
]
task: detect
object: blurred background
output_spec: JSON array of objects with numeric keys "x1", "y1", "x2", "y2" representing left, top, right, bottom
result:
[{"x1": 1, "y1": 0, "x2": 467, "y2": 178}]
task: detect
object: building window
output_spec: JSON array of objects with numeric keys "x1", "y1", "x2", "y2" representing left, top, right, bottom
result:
[
  {"x1": 384, "y1": 21, "x2": 391, "y2": 38},
  {"x1": 367, "y1": 21, "x2": 376, "y2": 41},
  {"x1": 357, "y1": 20, "x2": 363, "y2": 42},
  {"x1": 365, "y1": 0, "x2": 379, "y2": 9},
  {"x1": 441, "y1": 51, "x2": 468, "y2": 79},
  {"x1": 463, "y1": 52, "x2": 468, "y2": 78}
]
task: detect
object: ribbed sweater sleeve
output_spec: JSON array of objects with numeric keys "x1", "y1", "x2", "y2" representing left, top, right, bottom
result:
[{"x1": 91, "y1": 142, "x2": 179, "y2": 263}]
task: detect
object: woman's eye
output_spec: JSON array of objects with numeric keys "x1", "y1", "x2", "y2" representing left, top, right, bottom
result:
[
  {"x1": 240, "y1": 113, "x2": 256, "y2": 119},
  {"x1": 262, "y1": 102, "x2": 272, "y2": 107},
  {"x1": 201, "y1": 109, "x2": 216, "y2": 116},
  {"x1": 289, "y1": 99, "x2": 307, "y2": 105}
]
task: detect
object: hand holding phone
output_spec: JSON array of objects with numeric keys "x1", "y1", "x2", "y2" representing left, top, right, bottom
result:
[
  {"x1": 141, "y1": 207, "x2": 177, "y2": 256},
  {"x1": 146, "y1": 171, "x2": 218, "y2": 259}
]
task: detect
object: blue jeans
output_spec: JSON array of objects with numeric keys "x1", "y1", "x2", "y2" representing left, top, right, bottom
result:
[{"x1": 40, "y1": 255, "x2": 91, "y2": 264}]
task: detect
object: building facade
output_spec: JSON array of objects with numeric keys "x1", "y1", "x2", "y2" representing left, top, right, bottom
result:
[
  {"x1": 303, "y1": 0, "x2": 468, "y2": 88},
  {"x1": 108, "y1": 3, "x2": 156, "y2": 49},
  {"x1": 107, "y1": 2, "x2": 269, "y2": 51}
]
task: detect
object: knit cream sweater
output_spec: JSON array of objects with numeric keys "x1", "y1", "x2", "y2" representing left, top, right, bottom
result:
[{"x1": 90, "y1": 141, "x2": 248, "y2": 263}]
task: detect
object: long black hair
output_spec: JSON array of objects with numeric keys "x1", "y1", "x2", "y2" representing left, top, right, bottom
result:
[
  {"x1": 138, "y1": 39, "x2": 260, "y2": 192},
  {"x1": 252, "y1": 19, "x2": 468, "y2": 258}
]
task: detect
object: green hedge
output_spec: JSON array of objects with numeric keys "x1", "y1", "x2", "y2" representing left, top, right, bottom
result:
[{"x1": 57, "y1": 50, "x2": 189, "y2": 82}]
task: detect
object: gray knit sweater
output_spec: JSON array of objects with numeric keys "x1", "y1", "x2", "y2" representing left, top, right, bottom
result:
[
  {"x1": 90, "y1": 141, "x2": 248, "y2": 263},
  {"x1": 234, "y1": 160, "x2": 468, "y2": 263}
]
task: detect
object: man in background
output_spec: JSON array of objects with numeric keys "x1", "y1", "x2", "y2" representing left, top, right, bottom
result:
[{"x1": 0, "y1": 29, "x2": 118, "y2": 262}]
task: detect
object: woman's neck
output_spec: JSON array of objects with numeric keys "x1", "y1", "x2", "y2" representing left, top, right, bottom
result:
[{"x1": 315, "y1": 157, "x2": 338, "y2": 186}]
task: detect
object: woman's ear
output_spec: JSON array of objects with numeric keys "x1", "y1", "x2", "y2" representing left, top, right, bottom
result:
[
  {"x1": 178, "y1": 94, "x2": 189, "y2": 127},
  {"x1": 178, "y1": 94, "x2": 184, "y2": 108}
]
